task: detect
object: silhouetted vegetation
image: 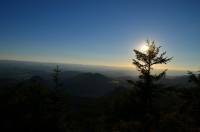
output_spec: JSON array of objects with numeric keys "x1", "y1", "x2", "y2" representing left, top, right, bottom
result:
[
  {"x1": 53, "y1": 65, "x2": 62, "y2": 89},
  {"x1": 0, "y1": 45, "x2": 200, "y2": 131},
  {"x1": 188, "y1": 71, "x2": 200, "y2": 87},
  {"x1": 126, "y1": 40, "x2": 173, "y2": 131}
]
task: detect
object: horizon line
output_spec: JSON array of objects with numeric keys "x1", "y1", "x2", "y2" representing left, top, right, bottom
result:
[{"x1": 0, "y1": 58, "x2": 197, "y2": 73}]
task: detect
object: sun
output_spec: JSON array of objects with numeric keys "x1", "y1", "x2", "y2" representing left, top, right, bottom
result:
[{"x1": 140, "y1": 44, "x2": 149, "y2": 52}]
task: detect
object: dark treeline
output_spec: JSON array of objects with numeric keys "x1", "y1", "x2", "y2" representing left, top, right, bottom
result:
[
  {"x1": 1, "y1": 75, "x2": 200, "y2": 132},
  {"x1": 0, "y1": 41, "x2": 200, "y2": 132}
]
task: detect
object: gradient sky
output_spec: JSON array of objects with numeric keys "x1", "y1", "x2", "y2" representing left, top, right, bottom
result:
[{"x1": 0, "y1": 0, "x2": 200, "y2": 70}]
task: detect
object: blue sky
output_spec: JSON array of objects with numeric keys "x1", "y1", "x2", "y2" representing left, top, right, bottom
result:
[{"x1": 0, "y1": 0, "x2": 200, "y2": 70}]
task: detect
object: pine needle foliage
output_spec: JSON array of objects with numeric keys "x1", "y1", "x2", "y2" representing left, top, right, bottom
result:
[
  {"x1": 52, "y1": 65, "x2": 62, "y2": 89},
  {"x1": 132, "y1": 39, "x2": 173, "y2": 107}
]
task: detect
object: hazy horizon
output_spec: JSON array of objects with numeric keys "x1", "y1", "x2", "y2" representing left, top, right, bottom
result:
[
  {"x1": 0, "y1": 0, "x2": 200, "y2": 70},
  {"x1": 0, "y1": 0, "x2": 200, "y2": 71},
  {"x1": 0, "y1": 59, "x2": 191, "y2": 76}
]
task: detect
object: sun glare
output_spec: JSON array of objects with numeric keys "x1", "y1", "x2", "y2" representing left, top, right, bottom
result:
[{"x1": 140, "y1": 44, "x2": 149, "y2": 52}]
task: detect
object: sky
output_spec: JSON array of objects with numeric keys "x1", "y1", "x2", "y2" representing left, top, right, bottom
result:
[{"x1": 0, "y1": 0, "x2": 200, "y2": 71}]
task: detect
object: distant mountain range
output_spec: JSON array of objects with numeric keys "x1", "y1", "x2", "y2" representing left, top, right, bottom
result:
[
  {"x1": 63, "y1": 73, "x2": 116, "y2": 97},
  {"x1": 0, "y1": 60, "x2": 135, "y2": 79},
  {"x1": 0, "y1": 60, "x2": 194, "y2": 97},
  {"x1": 0, "y1": 60, "x2": 123, "y2": 96}
]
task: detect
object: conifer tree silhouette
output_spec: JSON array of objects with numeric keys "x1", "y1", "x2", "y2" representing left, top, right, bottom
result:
[
  {"x1": 188, "y1": 71, "x2": 200, "y2": 87},
  {"x1": 132, "y1": 39, "x2": 172, "y2": 109},
  {"x1": 52, "y1": 65, "x2": 62, "y2": 89}
]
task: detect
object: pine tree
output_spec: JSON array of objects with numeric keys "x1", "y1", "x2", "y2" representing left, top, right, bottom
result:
[
  {"x1": 132, "y1": 39, "x2": 172, "y2": 108},
  {"x1": 188, "y1": 71, "x2": 200, "y2": 87},
  {"x1": 52, "y1": 65, "x2": 62, "y2": 89}
]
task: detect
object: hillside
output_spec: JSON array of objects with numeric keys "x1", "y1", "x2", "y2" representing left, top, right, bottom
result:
[{"x1": 64, "y1": 73, "x2": 116, "y2": 97}]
